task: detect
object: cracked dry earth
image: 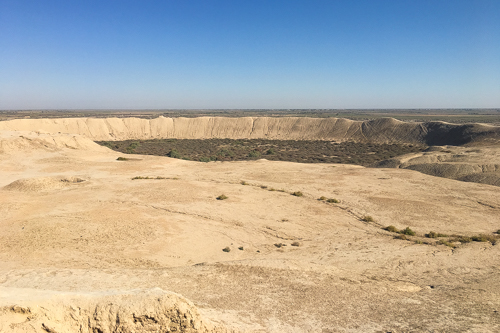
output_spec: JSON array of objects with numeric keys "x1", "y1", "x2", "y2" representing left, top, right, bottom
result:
[{"x1": 0, "y1": 131, "x2": 499, "y2": 332}]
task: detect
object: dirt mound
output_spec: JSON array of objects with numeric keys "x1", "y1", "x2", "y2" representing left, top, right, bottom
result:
[
  {"x1": 0, "y1": 130, "x2": 109, "y2": 155},
  {"x1": 4, "y1": 176, "x2": 86, "y2": 192},
  {"x1": 0, "y1": 288, "x2": 232, "y2": 333},
  {"x1": 1, "y1": 116, "x2": 499, "y2": 145},
  {"x1": 373, "y1": 146, "x2": 500, "y2": 186}
]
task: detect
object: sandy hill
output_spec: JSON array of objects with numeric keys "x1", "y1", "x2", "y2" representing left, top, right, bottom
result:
[
  {"x1": 0, "y1": 120, "x2": 499, "y2": 332},
  {"x1": 374, "y1": 145, "x2": 500, "y2": 187},
  {"x1": 0, "y1": 116, "x2": 499, "y2": 145}
]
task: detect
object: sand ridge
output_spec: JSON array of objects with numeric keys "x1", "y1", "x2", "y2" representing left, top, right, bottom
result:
[{"x1": 0, "y1": 116, "x2": 499, "y2": 145}]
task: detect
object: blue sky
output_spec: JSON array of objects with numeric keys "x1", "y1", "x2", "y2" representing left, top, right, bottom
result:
[{"x1": 1, "y1": 0, "x2": 499, "y2": 109}]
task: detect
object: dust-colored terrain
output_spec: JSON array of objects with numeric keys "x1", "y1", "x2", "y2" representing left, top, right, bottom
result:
[
  {"x1": 1, "y1": 117, "x2": 500, "y2": 332},
  {"x1": 0, "y1": 116, "x2": 499, "y2": 144}
]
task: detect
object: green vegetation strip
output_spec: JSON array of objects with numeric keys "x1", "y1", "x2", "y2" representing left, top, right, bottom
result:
[
  {"x1": 98, "y1": 139, "x2": 426, "y2": 166},
  {"x1": 384, "y1": 225, "x2": 499, "y2": 247}
]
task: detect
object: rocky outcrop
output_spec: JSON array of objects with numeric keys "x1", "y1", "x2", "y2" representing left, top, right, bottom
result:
[{"x1": 0, "y1": 288, "x2": 234, "y2": 333}]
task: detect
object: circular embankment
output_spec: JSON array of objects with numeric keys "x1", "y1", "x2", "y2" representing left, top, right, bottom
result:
[
  {"x1": 0, "y1": 116, "x2": 499, "y2": 145},
  {"x1": 1, "y1": 116, "x2": 499, "y2": 186}
]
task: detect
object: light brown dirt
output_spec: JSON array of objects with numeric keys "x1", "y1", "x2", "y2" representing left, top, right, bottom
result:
[
  {"x1": 374, "y1": 145, "x2": 500, "y2": 186},
  {"x1": 0, "y1": 116, "x2": 499, "y2": 145},
  {"x1": 0, "y1": 125, "x2": 500, "y2": 332},
  {"x1": 0, "y1": 288, "x2": 231, "y2": 333}
]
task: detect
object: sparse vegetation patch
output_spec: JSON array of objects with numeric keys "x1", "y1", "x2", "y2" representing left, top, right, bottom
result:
[
  {"x1": 471, "y1": 234, "x2": 498, "y2": 244},
  {"x1": 97, "y1": 139, "x2": 427, "y2": 166},
  {"x1": 132, "y1": 176, "x2": 169, "y2": 180},
  {"x1": 426, "y1": 231, "x2": 449, "y2": 238},
  {"x1": 438, "y1": 240, "x2": 456, "y2": 248},
  {"x1": 387, "y1": 227, "x2": 500, "y2": 247}
]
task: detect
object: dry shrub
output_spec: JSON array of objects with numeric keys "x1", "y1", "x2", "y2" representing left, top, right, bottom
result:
[
  {"x1": 362, "y1": 215, "x2": 374, "y2": 222},
  {"x1": 401, "y1": 227, "x2": 416, "y2": 236},
  {"x1": 426, "y1": 231, "x2": 448, "y2": 238},
  {"x1": 384, "y1": 225, "x2": 399, "y2": 233}
]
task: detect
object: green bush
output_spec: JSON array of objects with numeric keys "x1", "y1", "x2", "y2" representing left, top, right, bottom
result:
[
  {"x1": 318, "y1": 196, "x2": 327, "y2": 201},
  {"x1": 222, "y1": 247, "x2": 231, "y2": 252},
  {"x1": 471, "y1": 235, "x2": 488, "y2": 242},
  {"x1": 384, "y1": 225, "x2": 399, "y2": 233},
  {"x1": 167, "y1": 149, "x2": 181, "y2": 158},
  {"x1": 291, "y1": 191, "x2": 303, "y2": 197},
  {"x1": 471, "y1": 234, "x2": 498, "y2": 244},
  {"x1": 216, "y1": 194, "x2": 228, "y2": 200},
  {"x1": 456, "y1": 236, "x2": 472, "y2": 243},
  {"x1": 326, "y1": 198, "x2": 339, "y2": 203},
  {"x1": 248, "y1": 150, "x2": 261, "y2": 158},
  {"x1": 401, "y1": 227, "x2": 416, "y2": 236}
]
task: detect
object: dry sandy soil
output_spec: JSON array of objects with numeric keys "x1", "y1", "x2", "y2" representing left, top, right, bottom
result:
[{"x1": 0, "y1": 117, "x2": 500, "y2": 332}]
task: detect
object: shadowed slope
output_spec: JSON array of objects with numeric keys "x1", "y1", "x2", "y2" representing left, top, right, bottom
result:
[{"x1": 373, "y1": 146, "x2": 500, "y2": 186}]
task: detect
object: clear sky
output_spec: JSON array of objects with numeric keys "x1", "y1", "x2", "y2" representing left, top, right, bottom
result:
[{"x1": 1, "y1": 0, "x2": 499, "y2": 109}]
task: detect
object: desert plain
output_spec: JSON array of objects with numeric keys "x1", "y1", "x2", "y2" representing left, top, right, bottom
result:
[{"x1": 0, "y1": 115, "x2": 499, "y2": 332}]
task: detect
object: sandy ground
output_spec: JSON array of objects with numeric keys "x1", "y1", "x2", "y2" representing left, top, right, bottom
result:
[{"x1": 0, "y1": 130, "x2": 500, "y2": 332}]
